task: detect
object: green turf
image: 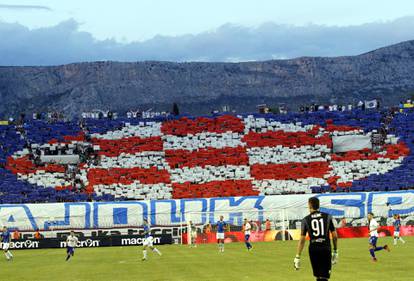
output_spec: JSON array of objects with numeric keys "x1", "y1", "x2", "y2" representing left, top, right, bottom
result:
[{"x1": 1, "y1": 237, "x2": 413, "y2": 281}]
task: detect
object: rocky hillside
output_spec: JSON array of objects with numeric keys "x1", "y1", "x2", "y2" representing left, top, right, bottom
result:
[{"x1": 1, "y1": 40, "x2": 414, "y2": 117}]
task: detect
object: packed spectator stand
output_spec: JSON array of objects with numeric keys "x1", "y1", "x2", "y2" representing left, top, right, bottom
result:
[{"x1": 1, "y1": 106, "x2": 413, "y2": 204}]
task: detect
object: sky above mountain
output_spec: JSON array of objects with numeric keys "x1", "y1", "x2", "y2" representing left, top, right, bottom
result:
[{"x1": 1, "y1": 0, "x2": 414, "y2": 65}]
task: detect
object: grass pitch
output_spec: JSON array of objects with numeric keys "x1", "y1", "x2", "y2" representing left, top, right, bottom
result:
[{"x1": 1, "y1": 237, "x2": 413, "y2": 281}]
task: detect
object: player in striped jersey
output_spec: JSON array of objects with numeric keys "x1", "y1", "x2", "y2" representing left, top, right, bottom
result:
[
  {"x1": 367, "y1": 213, "x2": 390, "y2": 262},
  {"x1": 65, "y1": 231, "x2": 78, "y2": 261},
  {"x1": 188, "y1": 221, "x2": 197, "y2": 248},
  {"x1": 142, "y1": 219, "x2": 162, "y2": 261},
  {"x1": 393, "y1": 214, "x2": 406, "y2": 245},
  {"x1": 243, "y1": 219, "x2": 253, "y2": 251}
]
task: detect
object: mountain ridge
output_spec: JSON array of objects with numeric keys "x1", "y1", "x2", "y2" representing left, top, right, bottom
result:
[{"x1": 1, "y1": 40, "x2": 414, "y2": 117}]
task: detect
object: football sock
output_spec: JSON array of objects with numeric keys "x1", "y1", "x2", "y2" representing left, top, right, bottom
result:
[
  {"x1": 374, "y1": 246, "x2": 383, "y2": 251},
  {"x1": 142, "y1": 250, "x2": 147, "y2": 259},
  {"x1": 400, "y1": 237, "x2": 406, "y2": 243},
  {"x1": 369, "y1": 249, "x2": 375, "y2": 258},
  {"x1": 4, "y1": 251, "x2": 13, "y2": 260},
  {"x1": 152, "y1": 248, "x2": 162, "y2": 256}
]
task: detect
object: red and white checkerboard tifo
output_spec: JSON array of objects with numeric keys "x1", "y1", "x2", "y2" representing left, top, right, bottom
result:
[{"x1": 6, "y1": 115, "x2": 410, "y2": 200}]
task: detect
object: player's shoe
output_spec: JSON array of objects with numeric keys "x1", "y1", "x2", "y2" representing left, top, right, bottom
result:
[
  {"x1": 372, "y1": 257, "x2": 377, "y2": 262},
  {"x1": 384, "y1": 245, "x2": 391, "y2": 252},
  {"x1": 142, "y1": 257, "x2": 147, "y2": 261}
]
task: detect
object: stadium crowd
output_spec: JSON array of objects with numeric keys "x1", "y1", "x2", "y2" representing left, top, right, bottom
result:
[{"x1": 0, "y1": 102, "x2": 413, "y2": 204}]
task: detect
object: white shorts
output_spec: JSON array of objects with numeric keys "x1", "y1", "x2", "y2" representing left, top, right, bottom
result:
[
  {"x1": 143, "y1": 236, "x2": 154, "y2": 247},
  {"x1": 394, "y1": 231, "x2": 400, "y2": 237},
  {"x1": 2, "y1": 243, "x2": 10, "y2": 251},
  {"x1": 216, "y1": 232, "x2": 225, "y2": 240}
]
